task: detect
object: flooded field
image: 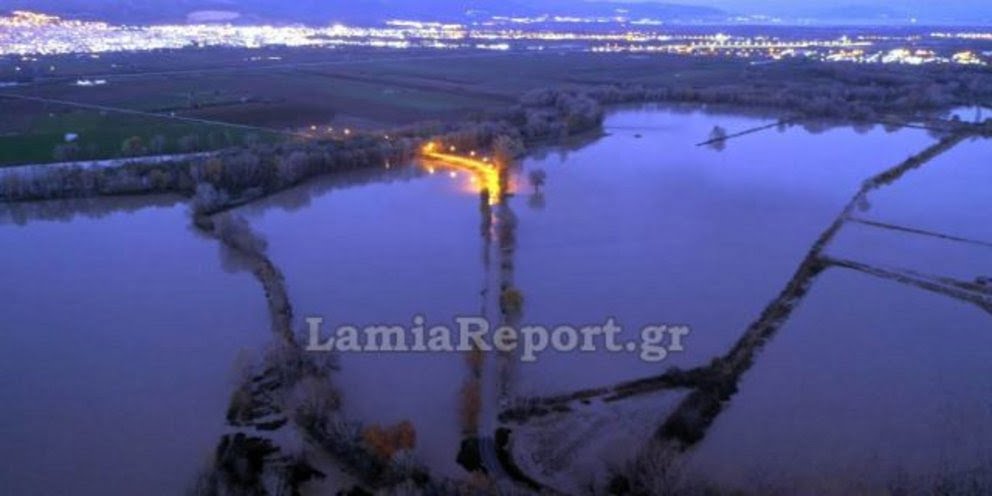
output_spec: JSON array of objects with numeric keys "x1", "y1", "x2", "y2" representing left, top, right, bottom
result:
[
  {"x1": 677, "y1": 137, "x2": 991, "y2": 493},
  {"x1": 512, "y1": 106, "x2": 938, "y2": 394},
  {"x1": 241, "y1": 168, "x2": 488, "y2": 478},
  {"x1": 0, "y1": 200, "x2": 270, "y2": 494},
  {"x1": 0, "y1": 106, "x2": 988, "y2": 494}
]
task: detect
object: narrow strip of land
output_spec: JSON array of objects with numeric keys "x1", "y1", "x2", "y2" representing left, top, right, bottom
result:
[
  {"x1": 825, "y1": 256, "x2": 992, "y2": 315},
  {"x1": 695, "y1": 119, "x2": 792, "y2": 146},
  {"x1": 848, "y1": 217, "x2": 992, "y2": 249}
]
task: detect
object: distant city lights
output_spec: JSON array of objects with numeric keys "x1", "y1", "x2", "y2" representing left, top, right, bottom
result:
[{"x1": 0, "y1": 10, "x2": 987, "y2": 67}]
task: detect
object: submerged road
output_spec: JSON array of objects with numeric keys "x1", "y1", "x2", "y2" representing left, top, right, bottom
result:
[{"x1": 695, "y1": 119, "x2": 792, "y2": 146}]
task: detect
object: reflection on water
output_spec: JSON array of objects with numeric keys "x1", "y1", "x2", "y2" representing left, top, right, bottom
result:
[
  {"x1": 0, "y1": 194, "x2": 183, "y2": 226},
  {"x1": 421, "y1": 141, "x2": 504, "y2": 205},
  {"x1": 239, "y1": 162, "x2": 427, "y2": 217},
  {"x1": 946, "y1": 105, "x2": 992, "y2": 123}
]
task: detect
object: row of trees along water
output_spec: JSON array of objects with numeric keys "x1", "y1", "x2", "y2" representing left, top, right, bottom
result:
[
  {"x1": 587, "y1": 62, "x2": 992, "y2": 121},
  {"x1": 0, "y1": 87, "x2": 606, "y2": 208},
  {"x1": 5, "y1": 73, "x2": 992, "y2": 207}
]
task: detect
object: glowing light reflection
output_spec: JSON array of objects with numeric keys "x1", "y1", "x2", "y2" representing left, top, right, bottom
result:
[{"x1": 421, "y1": 141, "x2": 503, "y2": 205}]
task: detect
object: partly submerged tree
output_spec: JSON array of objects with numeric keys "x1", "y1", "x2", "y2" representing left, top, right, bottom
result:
[
  {"x1": 708, "y1": 126, "x2": 728, "y2": 152},
  {"x1": 527, "y1": 191, "x2": 546, "y2": 211},
  {"x1": 500, "y1": 287, "x2": 525, "y2": 319}
]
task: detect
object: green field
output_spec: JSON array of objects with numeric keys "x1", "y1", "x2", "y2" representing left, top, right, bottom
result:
[
  {"x1": 1, "y1": 48, "x2": 548, "y2": 165},
  {"x1": 0, "y1": 101, "x2": 282, "y2": 165}
]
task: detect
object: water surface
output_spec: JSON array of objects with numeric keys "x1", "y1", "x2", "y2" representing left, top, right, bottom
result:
[
  {"x1": 2, "y1": 105, "x2": 986, "y2": 494},
  {"x1": 0, "y1": 201, "x2": 269, "y2": 495}
]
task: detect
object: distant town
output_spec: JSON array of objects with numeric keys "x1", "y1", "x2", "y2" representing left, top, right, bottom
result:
[{"x1": 1, "y1": 10, "x2": 989, "y2": 66}]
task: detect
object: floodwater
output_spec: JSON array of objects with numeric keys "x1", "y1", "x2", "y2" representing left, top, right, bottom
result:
[
  {"x1": 0, "y1": 198, "x2": 270, "y2": 495},
  {"x1": 1, "y1": 106, "x2": 987, "y2": 494},
  {"x1": 683, "y1": 132, "x2": 992, "y2": 493},
  {"x1": 242, "y1": 167, "x2": 487, "y2": 478},
  {"x1": 511, "y1": 106, "x2": 938, "y2": 395},
  {"x1": 945, "y1": 105, "x2": 992, "y2": 123}
]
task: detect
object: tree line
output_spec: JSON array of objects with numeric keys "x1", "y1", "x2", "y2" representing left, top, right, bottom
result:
[
  {"x1": 3, "y1": 65, "x2": 988, "y2": 209},
  {"x1": 0, "y1": 87, "x2": 609, "y2": 209}
]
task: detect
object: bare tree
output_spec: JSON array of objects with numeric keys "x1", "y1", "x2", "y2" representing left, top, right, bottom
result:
[{"x1": 708, "y1": 126, "x2": 728, "y2": 152}]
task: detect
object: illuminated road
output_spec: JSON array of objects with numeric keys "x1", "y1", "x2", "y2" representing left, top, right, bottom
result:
[{"x1": 421, "y1": 142, "x2": 503, "y2": 205}]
